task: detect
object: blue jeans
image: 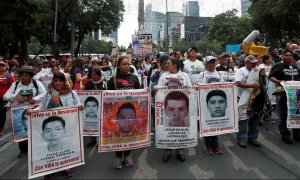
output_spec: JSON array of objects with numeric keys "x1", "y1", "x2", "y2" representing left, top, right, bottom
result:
[{"x1": 237, "y1": 112, "x2": 260, "y2": 141}]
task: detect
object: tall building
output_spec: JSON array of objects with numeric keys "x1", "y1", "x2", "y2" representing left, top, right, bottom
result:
[
  {"x1": 183, "y1": 1, "x2": 199, "y2": 17},
  {"x1": 163, "y1": 12, "x2": 182, "y2": 40},
  {"x1": 144, "y1": 4, "x2": 164, "y2": 44},
  {"x1": 181, "y1": 16, "x2": 211, "y2": 43},
  {"x1": 241, "y1": 0, "x2": 251, "y2": 16}
]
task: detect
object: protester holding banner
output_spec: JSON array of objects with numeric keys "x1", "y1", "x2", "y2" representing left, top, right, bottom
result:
[
  {"x1": 183, "y1": 47, "x2": 205, "y2": 84},
  {"x1": 269, "y1": 49, "x2": 300, "y2": 144},
  {"x1": 197, "y1": 56, "x2": 224, "y2": 154},
  {"x1": 0, "y1": 61, "x2": 14, "y2": 136},
  {"x1": 107, "y1": 56, "x2": 141, "y2": 169},
  {"x1": 84, "y1": 67, "x2": 104, "y2": 147},
  {"x1": 4, "y1": 65, "x2": 46, "y2": 159},
  {"x1": 234, "y1": 55, "x2": 262, "y2": 148},
  {"x1": 27, "y1": 72, "x2": 84, "y2": 178},
  {"x1": 157, "y1": 57, "x2": 192, "y2": 162}
]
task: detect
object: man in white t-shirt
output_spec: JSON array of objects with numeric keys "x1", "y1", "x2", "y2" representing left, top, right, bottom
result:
[
  {"x1": 234, "y1": 55, "x2": 262, "y2": 148},
  {"x1": 183, "y1": 47, "x2": 204, "y2": 84}
]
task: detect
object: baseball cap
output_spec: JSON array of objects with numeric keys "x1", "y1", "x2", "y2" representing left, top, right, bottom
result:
[
  {"x1": 245, "y1": 55, "x2": 258, "y2": 63},
  {"x1": 205, "y1": 56, "x2": 217, "y2": 63},
  {"x1": 220, "y1": 52, "x2": 228, "y2": 58},
  {"x1": 0, "y1": 61, "x2": 7, "y2": 66},
  {"x1": 188, "y1": 47, "x2": 197, "y2": 53}
]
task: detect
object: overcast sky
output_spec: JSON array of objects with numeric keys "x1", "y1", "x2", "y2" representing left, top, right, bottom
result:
[{"x1": 118, "y1": 0, "x2": 241, "y2": 47}]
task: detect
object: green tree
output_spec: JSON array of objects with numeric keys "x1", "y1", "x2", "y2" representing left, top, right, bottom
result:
[
  {"x1": 73, "y1": 0, "x2": 124, "y2": 56},
  {"x1": 194, "y1": 39, "x2": 223, "y2": 55},
  {"x1": 207, "y1": 9, "x2": 252, "y2": 47},
  {"x1": 249, "y1": 0, "x2": 300, "y2": 47}
]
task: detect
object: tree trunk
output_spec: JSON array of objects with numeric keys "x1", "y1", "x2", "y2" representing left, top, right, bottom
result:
[
  {"x1": 19, "y1": 32, "x2": 28, "y2": 62},
  {"x1": 75, "y1": 33, "x2": 84, "y2": 57}
]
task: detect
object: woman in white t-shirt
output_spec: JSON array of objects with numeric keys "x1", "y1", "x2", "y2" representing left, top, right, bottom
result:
[
  {"x1": 157, "y1": 57, "x2": 192, "y2": 163},
  {"x1": 196, "y1": 56, "x2": 224, "y2": 155}
]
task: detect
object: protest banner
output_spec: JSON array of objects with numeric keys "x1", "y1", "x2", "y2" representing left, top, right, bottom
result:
[
  {"x1": 155, "y1": 87, "x2": 198, "y2": 149},
  {"x1": 219, "y1": 71, "x2": 236, "y2": 82},
  {"x1": 76, "y1": 90, "x2": 101, "y2": 136},
  {"x1": 281, "y1": 81, "x2": 300, "y2": 128},
  {"x1": 99, "y1": 89, "x2": 150, "y2": 152},
  {"x1": 10, "y1": 103, "x2": 37, "y2": 143},
  {"x1": 28, "y1": 106, "x2": 84, "y2": 179},
  {"x1": 237, "y1": 67, "x2": 260, "y2": 107},
  {"x1": 198, "y1": 82, "x2": 239, "y2": 137}
]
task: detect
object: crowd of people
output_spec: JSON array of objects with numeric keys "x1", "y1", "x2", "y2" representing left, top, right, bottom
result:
[{"x1": 0, "y1": 42, "x2": 300, "y2": 179}]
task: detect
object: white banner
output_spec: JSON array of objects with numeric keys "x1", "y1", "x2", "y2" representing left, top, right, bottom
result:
[
  {"x1": 10, "y1": 103, "x2": 38, "y2": 142},
  {"x1": 99, "y1": 89, "x2": 151, "y2": 152},
  {"x1": 76, "y1": 90, "x2": 101, "y2": 136},
  {"x1": 28, "y1": 106, "x2": 85, "y2": 179},
  {"x1": 155, "y1": 87, "x2": 198, "y2": 149},
  {"x1": 281, "y1": 81, "x2": 300, "y2": 128},
  {"x1": 198, "y1": 83, "x2": 239, "y2": 137},
  {"x1": 237, "y1": 67, "x2": 260, "y2": 106}
]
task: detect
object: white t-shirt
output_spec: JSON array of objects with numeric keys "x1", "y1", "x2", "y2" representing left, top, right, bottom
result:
[
  {"x1": 33, "y1": 68, "x2": 53, "y2": 89},
  {"x1": 157, "y1": 71, "x2": 192, "y2": 87},
  {"x1": 183, "y1": 59, "x2": 204, "y2": 84},
  {"x1": 234, "y1": 67, "x2": 251, "y2": 97},
  {"x1": 198, "y1": 70, "x2": 224, "y2": 84}
]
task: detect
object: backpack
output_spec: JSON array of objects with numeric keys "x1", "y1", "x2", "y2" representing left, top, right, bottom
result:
[{"x1": 14, "y1": 80, "x2": 39, "y2": 96}]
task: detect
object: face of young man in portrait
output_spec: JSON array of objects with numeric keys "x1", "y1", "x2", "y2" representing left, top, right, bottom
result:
[
  {"x1": 85, "y1": 101, "x2": 98, "y2": 118},
  {"x1": 117, "y1": 108, "x2": 136, "y2": 134},
  {"x1": 207, "y1": 95, "x2": 227, "y2": 117},
  {"x1": 42, "y1": 121, "x2": 65, "y2": 146},
  {"x1": 165, "y1": 99, "x2": 188, "y2": 127}
]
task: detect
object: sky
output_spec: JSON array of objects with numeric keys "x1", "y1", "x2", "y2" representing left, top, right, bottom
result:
[{"x1": 118, "y1": 0, "x2": 241, "y2": 47}]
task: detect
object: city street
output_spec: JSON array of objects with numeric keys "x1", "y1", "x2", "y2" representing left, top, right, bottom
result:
[{"x1": 1, "y1": 112, "x2": 300, "y2": 179}]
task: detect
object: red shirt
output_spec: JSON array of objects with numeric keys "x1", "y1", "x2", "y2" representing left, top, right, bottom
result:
[{"x1": 0, "y1": 73, "x2": 14, "y2": 97}]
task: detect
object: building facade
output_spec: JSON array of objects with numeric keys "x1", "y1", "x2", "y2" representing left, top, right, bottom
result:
[
  {"x1": 144, "y1": 4, "x2": 164, "y2": 44},
  {"x1": 181, "y1": 16, "x2": 211, "y2": 43},
  {"x1": 183, "y1": 1, "x2": 199, "y2": 17},
  {"x1": 241, "y1": 0, "x2": 251, "y2": 16}
]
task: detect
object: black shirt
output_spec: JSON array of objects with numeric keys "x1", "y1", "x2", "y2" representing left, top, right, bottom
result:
[
  {"x1": 108, "y1": 73, "x2": 141, "y2": 90},
  {"x1": 216, "y1": 65, "x2": 234, "y2": 72},
  {"x1": 268, "y1": 62, "x2": 300, "y2": 81}
]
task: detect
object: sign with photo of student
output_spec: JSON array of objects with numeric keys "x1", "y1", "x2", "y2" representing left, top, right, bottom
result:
[
  {"x1": 281, "y1": 81, "x2": 300, "y2": 128},
  {"x1": 76, "y1": 90, "x2": 101, "y2": 136},
  {"x1": 198, "y1": 82, "x2": 239, "y2": 137},
  {"x1": 28, "y1": 106, "x2": 84, "y2": 179},
  {"x1": 155, "y1": 87, "x2": 198, "y2": 149},
  {"x1": 10, "y1": 103, "x2": 37, "y2": 143},
  {"x1": 99, "y1": 89, "x2": 150, "y2": 152}
]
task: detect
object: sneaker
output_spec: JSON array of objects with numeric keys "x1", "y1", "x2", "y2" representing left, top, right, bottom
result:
[
  {"x1": 113, "y1": 158, "x2": 123, "y2": 169},
  {"x1": 0, "y1": 129, "x2": 4, "y2": 136},
  {"x1": 124, "y1": 156, "x2": 135, "y2": 167},
  {"x1": 63, "y1": 169, "x2": 73, "y2": 178},
  {"x1": 237, "y1": 140, "x2": 247, "y2": 148},
  {"x1": 248, "y1": 139, "x2": 261, "y2": 147},
  {"x1": 213, "y1": 144, "x2": 223, "y2": 154},
  {"x1": 205, "y1": 144, "x2": 214, "y2": 155}
]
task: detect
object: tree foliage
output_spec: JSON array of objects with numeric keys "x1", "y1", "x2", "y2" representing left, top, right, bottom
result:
[
  {"x1": 0, "y1": 0, "x2": 124, "y2": 59},
  {"x1": 207, "y1": 9, "x2": 252, "y2": 47},
  {"x1": 80, "y1": 37, "x2": 113, "y2": 54},
  {"x1": 249, "y1": 0, "x2": 300, "y2": 48}
]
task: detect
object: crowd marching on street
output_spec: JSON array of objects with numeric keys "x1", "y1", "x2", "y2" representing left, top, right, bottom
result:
[{"x1": 0, "y1": 42, "x2": 300, "y2": 179}]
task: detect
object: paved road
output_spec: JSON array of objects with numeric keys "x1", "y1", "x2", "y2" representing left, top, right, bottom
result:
[{"x1": 1, "y1": 111, "x2": 300, "y2": 179}]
